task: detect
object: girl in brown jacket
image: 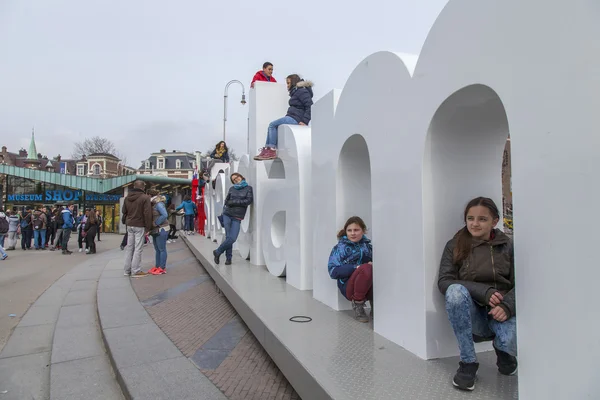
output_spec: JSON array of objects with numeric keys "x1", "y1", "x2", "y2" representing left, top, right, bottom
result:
[{"x1": 438, "y1": 197, "x2": 517, "y2": 391}]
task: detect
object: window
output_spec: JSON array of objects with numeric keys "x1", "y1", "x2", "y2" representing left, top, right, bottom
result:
[
  {"x1": 176, "y1": 159, "x2": 182, "y2": 169},
  {"x1": 157, "y1": 158, "x2": 164, "y2": 169},
  {"x1": 77, "y1": 165, "x2": 85, "y2": 176},
  {"x1": 93, "y1": 164, "x2": 101, "y2": 175},
  {"x1": 145, "y1": 160, "x2": 150, "y2": 169}
]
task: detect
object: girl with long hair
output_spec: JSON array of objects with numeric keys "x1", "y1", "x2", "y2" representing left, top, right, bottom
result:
[
  {"x1": 254, "y1": 74, "x2": 313, "y2": 161},
  {"x1": 438, "y1": 197, "x2": 517, "y2": 391},
  {"x1": 327, "y1": 216, "x2": 373, "y2": 323},
  {"x1": 84, "y1": 210, "x2": 98, "y2": 254}
]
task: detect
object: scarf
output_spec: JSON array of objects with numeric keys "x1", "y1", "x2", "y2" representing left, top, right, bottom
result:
[
  {"x1": 215, "y1": 148, "x2": 226, "y2": 158},
  {"x1": 233, "y1": 180, "x2": 248, "y2": 190}
]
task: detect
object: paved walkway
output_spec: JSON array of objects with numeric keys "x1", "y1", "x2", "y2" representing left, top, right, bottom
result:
[
  {"x1": 0, "y1": 234, "x2": 124, "y2": 400},
  {"x1": 129, "y1": 239, "x2": 299, "y2": 400}
]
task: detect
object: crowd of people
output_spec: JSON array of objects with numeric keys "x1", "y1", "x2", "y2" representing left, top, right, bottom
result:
[{"x1": 0, "y1": 203, "x2": 104, "y2": 258}]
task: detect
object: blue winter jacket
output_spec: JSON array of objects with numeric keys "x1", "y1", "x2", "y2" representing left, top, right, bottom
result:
[
  {"x1": 176, "y1": 200, "x2": 197, "y2": 216},
  {"x1": 210, "y1": 149, "x2": 230, "y2": 163},
  {"x1": 327, "y1": 236, "x2": 373, "y2": 299},
  {"x1": 286, "y1": 80, "x2": 313, "y2": 125},
  {"x1": 62, "y1": 209, "x2": 74, "y2": 230}
]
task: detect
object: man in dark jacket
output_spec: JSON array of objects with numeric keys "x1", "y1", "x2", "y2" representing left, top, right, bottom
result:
[
  {"x1": 20, "y1": 208, "x2": 33, "y2": 250},
  {"x1": 122, "y1": 180, "x2": 153, "y2": 277},
  {"x1": 254, "y1": 74, "x2": 313, "y2": 161},
  {"x1": 61, "y1": 203, "x2": 75, "y2": 254}
]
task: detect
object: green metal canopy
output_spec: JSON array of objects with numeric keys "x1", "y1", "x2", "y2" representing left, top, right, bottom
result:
[{"x1": 0, "y1": 165, "x2": 191, "y2": 193}]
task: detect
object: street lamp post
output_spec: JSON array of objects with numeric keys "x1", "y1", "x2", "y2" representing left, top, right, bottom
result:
[{"x1": 223, "y1": 80, "x2": 246, "y2": 143}]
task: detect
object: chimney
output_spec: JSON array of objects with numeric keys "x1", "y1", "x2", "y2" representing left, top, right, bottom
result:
[
  {"x1": 1, "y1": 146, "x2": 6, "y2": 153},
  {"x1": 56, "y1": 155, "x2": 61, "y2": 162},
  {"x1": 19, "y1": 149, "x2": 27, "y2": 157},
  {"x1": 160, "y1": 149, "x2": 166, "y2": 153}
]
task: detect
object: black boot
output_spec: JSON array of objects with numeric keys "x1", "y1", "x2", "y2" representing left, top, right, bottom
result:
[
  {"x1": 494, "y1": 344, "x2": 518, "y2": 375},
  {"x1": 452, "y1": 362, "x2": 479, "y2": 391},
  {"x1": 225, "y1": 259, "x2": 232, "y2": 265},
  {"x1": 213, "y1": 250, "x2": 220, "y2": 264}
]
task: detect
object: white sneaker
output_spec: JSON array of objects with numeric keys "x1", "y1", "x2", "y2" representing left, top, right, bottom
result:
[
  {"x1": 167, "y1": 240, "x2": 172, "y2": 244},
  {"x1": 78, "y1": 248, "x2": 83, "y2": 253},
  {"x1": 86, "y1": 249, "x2": 90, "y2": 254}
]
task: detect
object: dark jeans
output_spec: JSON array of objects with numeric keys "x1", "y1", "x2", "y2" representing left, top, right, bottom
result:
[
  {"x1": 62, "y1": 229, "x2": 72, "y2": 251},
  {"x1": 21, "y1": 230, "x2": 32, "y2": 249},
  {"x1": 87, "y1": 226, "x2": 97, "y2": 253},
  {"x1": 215, "y1": 214, "x2": 241, "y2": 260},
  {"x1": 168, "y1": 224, "x2": 177, "y2": 239},
  {"x1": 184, "y1": 215, "x2": 194, "y2": 231},
  {"x1": 46, "y1": 228, "x2": 55, "y2": 247},
  {"x1": 346, "y1": 263, "x2": 373, "y2": 302}
]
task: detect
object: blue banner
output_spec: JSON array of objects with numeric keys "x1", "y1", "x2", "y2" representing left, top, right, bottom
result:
[{"x1": 6, "y1": 189, "x2": 122, "y2": 203}]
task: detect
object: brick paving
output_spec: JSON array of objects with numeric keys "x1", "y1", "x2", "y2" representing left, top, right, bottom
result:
[{"x1": 131, "y1": 238, "x2": 300, "y2": 400}]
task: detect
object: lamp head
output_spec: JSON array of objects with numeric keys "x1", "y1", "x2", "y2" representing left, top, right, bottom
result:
[{"x1": 241, "y1": 94, "x2": 246, "y2": 105}]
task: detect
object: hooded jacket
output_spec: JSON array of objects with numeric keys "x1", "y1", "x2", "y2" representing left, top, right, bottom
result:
[
  {"x1": 176, "y1": 200, "x2": 197, "y2": 216},
  {"x1": 286, "y1": 80, "x2": 314, "y2": 125},
  {"x1": 150, "y1": 195, "x2": 170, "y2": 235},
  {"x1": 122, "y1": 189, "x2": 153, "y2": 232},
  {"x1": 438, "y1": 229, "x2": 516, "y2": 319},
  {"x1": 61, "y1": 208, "x2": 74, "y2": 230},
  {"x1": 250, "y1": 71, "x2": 277, "y2": 88},
  {"x1": 328, "y1": 236, "x2": 373, "y2": 299},
  {"x1": 8, "y1": 214, "x2": 20, "y2": 233}
]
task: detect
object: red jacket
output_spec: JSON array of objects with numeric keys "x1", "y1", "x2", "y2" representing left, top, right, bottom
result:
[{"x1": 250, "y1": 71, "x2": 277, "y2": 88}]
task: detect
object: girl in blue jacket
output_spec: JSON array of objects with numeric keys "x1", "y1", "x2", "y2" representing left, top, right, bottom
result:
[
  {"x1": 176, "y1": 196, "x2": 197, "y2": 235},
  {"x1": 328, "y1": 216, "x2": 373, "y2": 323}
]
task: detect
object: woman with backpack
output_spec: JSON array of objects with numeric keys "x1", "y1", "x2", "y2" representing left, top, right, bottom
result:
[
  {"x1": 147, "y1": 189, "x2": 169, "y2": 275},
  {"x1": 6, "y1": 210, "x2": 20, "y2": 251}
]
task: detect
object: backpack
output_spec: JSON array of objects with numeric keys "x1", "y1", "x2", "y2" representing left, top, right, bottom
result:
[
  {"x1": 0, "y1": 217, "x2": 8, "y2": 234},
  {"x1": 32, "y1": 215, "x2": 42, "y2": 230},
  {"x1": 56, "y1": 212, "x2": 64, "y2": 227},
  {"x1": 20, "y1": 215, "x2": 29, "y2": 229}
]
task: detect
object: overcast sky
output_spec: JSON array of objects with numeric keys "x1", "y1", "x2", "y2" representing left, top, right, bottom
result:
[{"x1": 0, "y1": 0, "x2": 448, "y2": 167}]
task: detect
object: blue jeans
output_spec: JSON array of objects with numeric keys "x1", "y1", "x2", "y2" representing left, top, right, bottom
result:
[
  {"x1": 34, "y1": 229, "x2": 46, "y2": 249},
  {"x1": 0, "y1": 234, "x2": 5, "y2": 248},
  {"x1": 152, "y1": 229, "x2": 169, "y2": 268},
  {"x1": 184, "y1": 215, "x2": 194, "y2": 231},
  {"x1": 266, "y1": 116, "x2": 298, "y2": 148},
  {"x1": 445, "y1": 284, "x2": 517, "y2": 363},
  {"x1": 215, "y1": 214, "x2": 241, "y2": 260}
]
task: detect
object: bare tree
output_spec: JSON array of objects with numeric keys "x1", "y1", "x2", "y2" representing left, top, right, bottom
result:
[{"x1": 72, "y1": 136, "x2": 127, "y2": 164}]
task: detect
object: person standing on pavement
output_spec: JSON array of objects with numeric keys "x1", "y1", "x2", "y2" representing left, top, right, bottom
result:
[
  {"x1": 147, "y1": 189, "x2": 169, "y2": 275},
  {"x1": 96, "y1": 210, "x2": 103, "y2": 242},
  {"x1": 0, "y1": 208, "x2": 8, "y2": 260},
  {"x1": 167, "y1": 203, "x2": 177, "y2": 243},
  {"x1": 77, "y1": 210, "x2": 89, "y2": 253},
  {"x1": 20, "y1": 208, "x2": 33, "y2": 250},
  {"x1": 61, "y1": 203, "x2": 75, "y2": 255},
  {"x1": 32, "y1": 208, "x2": 48, "y2": 250},
  {"x1": 122, "y1": 180, "x2": 153, "y2": 277},
  {"x1": 50, "y1": 205, "x2": 64, "y2": 251},
  {"x1": 6, "y1": 210, "x2": 20, "y2": 251},
  {"x1": 176, "y1": 195, "x2": 197, "y2": 235},
  {"x1": 44, "y1": 206, "x2": 53, "y2": 249},
  {"x1": 84, "y1": 210, "x2": 98, "y2": 254}
]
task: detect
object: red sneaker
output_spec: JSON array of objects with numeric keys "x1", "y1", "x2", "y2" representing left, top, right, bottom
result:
[
  {"x1": 158, "y1": 268, "x2": 166, "y2": 275},
  {"x1": 253, "y1": 147, "x2": 277, "y2": 161},
  {"x1": 148, "y1": 267, "x2": 160, "y2": 275}
]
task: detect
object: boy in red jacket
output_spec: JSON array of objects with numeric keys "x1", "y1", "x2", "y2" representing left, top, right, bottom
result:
[{"x1": 251, "y1": 62, "x2": 277, "y2": 88}]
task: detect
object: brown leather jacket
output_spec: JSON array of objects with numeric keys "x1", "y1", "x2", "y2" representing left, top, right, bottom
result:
[
  {"x1": 438, "y1": 229, "x2": 516, "y2": 319},
  {"x1": 122, "y1": 189, "x2": 153, "y2": 232}
]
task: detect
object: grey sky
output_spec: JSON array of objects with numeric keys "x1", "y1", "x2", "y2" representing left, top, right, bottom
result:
[{"x1": 0, "y1": 0, "x2": 448, "y2": 167}]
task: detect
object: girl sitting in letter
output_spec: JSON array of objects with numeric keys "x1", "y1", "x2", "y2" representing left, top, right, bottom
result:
[
  {"x1": 327, "y1": 216, "x2": 373, "y2": 323},
  {"x1": 438, "y1": 197, "x2": 517, "y2": 392}
]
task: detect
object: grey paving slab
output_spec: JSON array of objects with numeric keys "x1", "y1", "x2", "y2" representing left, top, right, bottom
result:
[
  {"x1": 51, "y1": 325, "x2": 104, "y2": 364},
  {"x1": 18, "y1": 304, "x2": 61, "y2": 327},
  {"x1": 50, "y1": 355, "x2": 124, "y2": 400},
  {"x1": 98, "y1": 276, "x2": 133, "y2": 290},
  {"x1": 102, "y1": 323, "x2": 182, "y2": 369},
  {"x1": 0, "y1": 324, "x2": 54, "y2": 359},
  {"x1": 97, "y1": 296, "x2": 151, "y2": 329},
  {"x1": 55, "y1": 303, "x2": 96, "y2": 329},
  {"x1": 184, "y1": 235, "x2": 519, "y2": 400},
  {"x1": 62, "y1": 287, "x2": 96, "y2": 306},
  {"x1": 35, "y1": 285, "x2": 70, "y2": 306},
  {"x1": 0, "y1": 352, "x2": 50, "y2": 400},
  {"x1": 100, "y1": 269, "x2": 128, "y2": 279},
  {"x1": 70, "y1": 279, "x2": 98, "y2": 292},
  {"x1": 119, "y1": 356, "x2": 227, "y2": 400}
]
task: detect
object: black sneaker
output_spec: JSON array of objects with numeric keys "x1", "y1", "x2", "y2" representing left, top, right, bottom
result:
[
  {"x1": 494, "y1": 345, "x2": 518, "y2": 375},
  {"x1": 213, "y1": 250, "x2": 220, "y2": 264},
  {"x1": 452, "y1": 362, "x2": 479, "y2": 391},
  {"x1": 225, "y1": 259, "x2": 232, "y2": 265}
]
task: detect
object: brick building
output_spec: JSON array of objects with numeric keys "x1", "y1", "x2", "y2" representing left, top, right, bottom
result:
[{"x1": 76, "y1": 153, "x2": 136, "y2": 179}]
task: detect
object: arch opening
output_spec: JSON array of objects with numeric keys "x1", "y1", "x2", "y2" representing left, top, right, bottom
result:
[
  {"x1": 271, "y1": 211, "x2": 286, "y2": 248},
  {"x1": 423, "y1": 84, "x2": 511, "y2": 357}
]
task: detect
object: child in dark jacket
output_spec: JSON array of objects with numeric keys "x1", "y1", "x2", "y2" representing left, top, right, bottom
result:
[
  {"x1": 328, "y1": 216, "x2": 373, "y2": 323},
  {"x1": 254, "y1": 74, "x2": 313, "y2": 161}
]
